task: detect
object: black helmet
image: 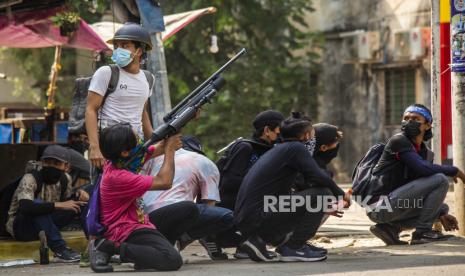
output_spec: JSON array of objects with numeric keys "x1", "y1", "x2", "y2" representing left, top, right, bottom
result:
[{"x1": 107, "y1": 22, "x2": 153, "y2": 51}]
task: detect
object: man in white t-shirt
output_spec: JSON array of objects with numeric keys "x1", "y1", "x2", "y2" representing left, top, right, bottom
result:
[
  {"x1": 142, "y1": 143, "x2": 234, "y2": 260},
  {"x1": 85, "y1": 23, "x2": 155, "y2": 169}
]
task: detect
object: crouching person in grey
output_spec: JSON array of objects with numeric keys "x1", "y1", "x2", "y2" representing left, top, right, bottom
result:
[{"x1": 365, "y1": 104, "x2": 465, "y2": 245}]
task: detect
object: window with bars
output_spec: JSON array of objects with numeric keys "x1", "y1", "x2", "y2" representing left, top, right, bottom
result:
[{"x1": 385, "y1": 68, "x2": 416, "y2": 125}]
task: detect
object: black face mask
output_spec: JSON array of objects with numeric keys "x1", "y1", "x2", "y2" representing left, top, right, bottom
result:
[
  {"x1": 41, "y1": 166, "x2": 65, "y2": 184},
  {"x1": 401, "y1": 120, "x2": 422, "y2": 139},
  {"x1": 423, "y1": 129, "x2": 433, "y2": 141},
  {"x1": 314, "y1": 144, "x2": 340, "y2": 166}
]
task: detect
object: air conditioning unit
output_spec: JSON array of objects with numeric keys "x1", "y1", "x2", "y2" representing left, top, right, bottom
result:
[
  {"x1": 393, "y1": 27, "x2": 431, "y2": 60},
  {"x1": 358, "y1": 31, "x2": 380, "y2": 61},
  {"x1": 410, "y1": 27, "x2": 431, "y2": 59},
  {"x1": 341, "y1": 31, "x2": 380, "y2": 62},
  {"x1": 341, "y1": 32, "x2": 359, "y2": 61}
]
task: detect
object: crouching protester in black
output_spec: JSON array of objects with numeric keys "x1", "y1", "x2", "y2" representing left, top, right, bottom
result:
[
  {"x1": 313, "y1": 123, "x2": 343, "y2": 175},
  {"x1": 367, "y1": 104, "x2": 465, "y2": 245},
  {"x1": 234, "y1": 113, "x2": 351, "y2": 262},
  {"x1": 6, "y1": 145, "x2": 89, "y2": 262},
  {"x1": 218, "y1": 110, "x2": 285, "y2": 210},
  {"x1": 293, "y1": 123, "x2": 343, "y2": 190},
  {"x1": 216, "y1": 110, "x2": 284, "y2": 258}
]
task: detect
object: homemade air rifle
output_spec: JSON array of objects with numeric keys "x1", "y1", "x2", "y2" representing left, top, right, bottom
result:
[{"x1": 124, "y1": 48, "x2": 247, "y2": 167}]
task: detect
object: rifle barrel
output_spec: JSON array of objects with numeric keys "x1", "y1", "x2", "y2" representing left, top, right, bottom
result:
[{"x1": 165, "y1": 48, "x2": 247, "y2": 121}]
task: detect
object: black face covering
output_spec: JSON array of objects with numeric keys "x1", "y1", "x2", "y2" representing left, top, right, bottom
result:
[
  {"x1": 401, "y1": 120, "x2": 422, "y2": 139},
  {"x1": 41, "y1": 166, "x2": 65, "y2": 184},
  {"x1": 314, "y1": 144, "x2": 340, "y2": 166},
  {"x1": 423, "y1": 129, "x2": 433, "y2": 141}
]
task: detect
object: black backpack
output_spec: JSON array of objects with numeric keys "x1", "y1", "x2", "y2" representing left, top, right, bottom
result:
[
  {"x1": 216, "y1": 138, "x2": 260, "y2": 173},
  {"x1": 351, "y1": 143, "x2": 385, "y2": 201},
  {"x1": 0, "y1": 171, "x2": 68, "y2": 236},
  {"x1": 68, "y1": 64, "x2": 155, "y2": 134}
]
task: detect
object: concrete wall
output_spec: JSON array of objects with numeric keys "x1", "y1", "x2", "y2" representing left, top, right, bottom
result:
[{"x1": 307, "y1": 0, "x2": 432, "y2": 181}]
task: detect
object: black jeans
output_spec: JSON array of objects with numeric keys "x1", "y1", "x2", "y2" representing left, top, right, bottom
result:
[
  {"x1": 13, "y1": 203, "x2": 88, "y2": 251},
  {"x1": 148, "y1": 201, "x2": 200, "y2": 244},
  {"x1": 120, "y1": 228, "x2": 182, "y2": 271},
  {"x1": 216, "y1": 226, "x2": 243, "y2": 248},
  {"x1": 241, "y1": 187, "x2": 332, "y2": 249}
]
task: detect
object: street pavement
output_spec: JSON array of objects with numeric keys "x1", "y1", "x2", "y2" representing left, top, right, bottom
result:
[{"x1": 2, "y1": 188, "x2": 465, "y2": 276}]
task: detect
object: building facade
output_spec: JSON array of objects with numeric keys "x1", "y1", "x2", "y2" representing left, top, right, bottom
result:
[{"x1": 307, "y1": 0, "x2": 432, "y2": 181}]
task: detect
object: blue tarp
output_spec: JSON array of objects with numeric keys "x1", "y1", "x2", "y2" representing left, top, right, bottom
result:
[{"x1": 135, "y1": 0, "x2": 165, "y2": 34}]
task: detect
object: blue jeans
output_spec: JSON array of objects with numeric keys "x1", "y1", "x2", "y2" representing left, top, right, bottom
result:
[
  {"x1": 187, "y1": 204, "x2": 234, "y2": 240},
  {"x1": 13, "y1": 199, "x2": 88, "y2": 251}
]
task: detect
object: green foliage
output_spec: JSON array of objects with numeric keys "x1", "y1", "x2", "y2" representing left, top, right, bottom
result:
[
  {"x1": 162, "y1": 0, "x2": 322, "y2": 157},
  {"x1": 50, "y1": 11, "x2": 80, "y2": 26}
]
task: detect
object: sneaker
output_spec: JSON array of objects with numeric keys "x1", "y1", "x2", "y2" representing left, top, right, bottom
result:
[
  {"x1": 110, "y1": 255, "x2": 121, "y2": 264},
  {"x1": 276, "y1": 245, "x2": 327, "y2": 262},
  {"x1": 370, "y1": 224, "x2": 408, "y2": 245},
  {"x1": 53, "y1": 246, "x2": 81, "y2": 263},
  {"x1": 233, "y1": 247, "x2": 249, "y2": 259},
  {"x1": 240, "y1": 236, "x2": 277, "y2": 262},
  {"x1": 199, "y1": 238, "x2": 228, "y2": 260},
  {"x1": 410, "y1": 229, "x2": 450, "y2": 245},
  {"x1": 89, "y1": 239, "x2": 114, "y2": 273},
  {"x1": 306, "y1": 243, "x2": 328, "y2": 254}
]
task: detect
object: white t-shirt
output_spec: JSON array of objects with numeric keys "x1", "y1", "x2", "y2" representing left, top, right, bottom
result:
[
  {"x1": 88, "y1": 66, "x2": 154, "y2": 136},
  {"x1": 142, "y1": 149, "x2": 221, "y2": 213}
]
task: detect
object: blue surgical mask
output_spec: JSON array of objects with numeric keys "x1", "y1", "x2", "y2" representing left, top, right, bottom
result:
[{"x1": 111, "y1": 47, "x2": 133, "y2": 68}]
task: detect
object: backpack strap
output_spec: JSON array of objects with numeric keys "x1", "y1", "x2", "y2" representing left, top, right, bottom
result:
[
  {"x1": 142, "y1": 70, "x2": 155, "y2": 91},
  {"x1": 102, "y1": 64, "x2": 120, "y2": 105},
  {"x1": 98, "y1": 65, "x2": 120, "y2": 131},
  {"x1": 30, "y1": 170, "x2": 44, "y2": 198},
  {"x1": 59, "y1": 174, "x2": 68, "y2": 201}
]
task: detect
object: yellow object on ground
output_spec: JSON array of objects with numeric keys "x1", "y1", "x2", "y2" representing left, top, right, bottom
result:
[{"x1": 0, "y1": 231, "x2": 87, "y2": 261}]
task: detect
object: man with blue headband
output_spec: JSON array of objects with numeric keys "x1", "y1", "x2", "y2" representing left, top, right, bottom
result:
[{"x1": 364, "y1": 104, "x2": 465, "y2": 245}]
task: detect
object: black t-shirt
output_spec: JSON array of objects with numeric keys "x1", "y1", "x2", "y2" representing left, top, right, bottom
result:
[{"x1": 234, "y1": 141, "x2": 345, "y2": 229}]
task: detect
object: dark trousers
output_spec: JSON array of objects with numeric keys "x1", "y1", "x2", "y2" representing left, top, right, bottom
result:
[
  {"x1": 239, "y1": 187, "x2": 332, "y2": 249},
  {"x1": 216, "y1": 226, "x2": 243, "y2": 248},
  {"x1": 120, "y1": 228, "x2": 182, "y2": 271},
  {"x1": 187, "y1": 204, "x2": 234, "y2": 240},
  {"x1": 148, "y1": 201, "x2": 200, "y2": 244},
  {"x1": 367, "y1": 173, "x2": 450, "y2": 232},
  {"x1": 13, "y1": 202, "x2": 88, "y2": 251}
]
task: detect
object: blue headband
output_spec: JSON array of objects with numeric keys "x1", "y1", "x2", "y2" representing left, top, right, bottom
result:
[{"x1": 404, "y1": 106, "x2": 433, "y2": 123}]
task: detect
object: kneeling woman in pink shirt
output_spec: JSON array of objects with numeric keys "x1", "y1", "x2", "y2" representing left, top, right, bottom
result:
[{"x1": 90, "y1": 122, "x2": 183, "y2": 272}]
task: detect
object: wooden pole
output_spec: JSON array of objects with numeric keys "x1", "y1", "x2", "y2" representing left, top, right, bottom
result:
[
  {"x1": 45, "y1": 45, "x2": 62, "y2": 141},
  {"x1": 46, "y1": 45, "x2": 62, "y2": 110}
]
